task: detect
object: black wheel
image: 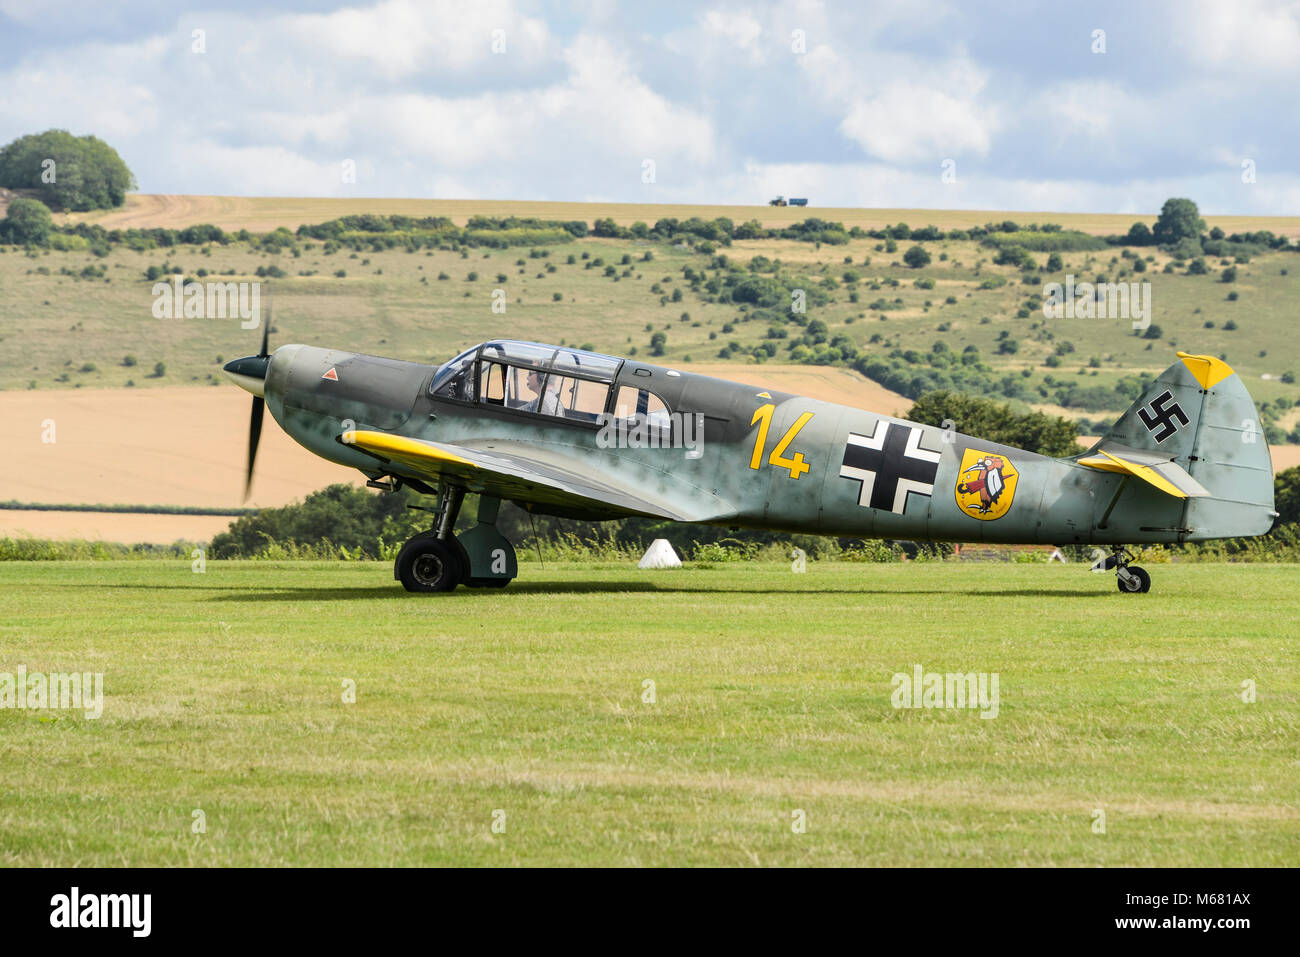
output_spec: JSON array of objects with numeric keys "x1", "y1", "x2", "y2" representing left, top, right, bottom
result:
[
  {"x1": 395, "y1": 537, "x2": 463, "y2": 593},
  {"x1": 1117, "y1": 565, "x2": 1150, "y2": 594}
]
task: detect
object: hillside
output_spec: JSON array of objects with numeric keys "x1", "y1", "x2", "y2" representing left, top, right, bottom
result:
[
  {"x1": 4, "y1": 197, "x2": 1299, "y2": 542},
  {"x1": 5, "y1": 210, "x2": 1299, "y2": 429}
]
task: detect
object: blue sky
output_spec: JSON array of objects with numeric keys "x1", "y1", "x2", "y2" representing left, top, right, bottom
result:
[{"x1": 2, "y1": 0, "x2": 1297, "y2": 215}]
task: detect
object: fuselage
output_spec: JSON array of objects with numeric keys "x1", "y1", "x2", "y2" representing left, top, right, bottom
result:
[{"x1": 255, "y1": 341, "x2": 1206, "y2": 547}]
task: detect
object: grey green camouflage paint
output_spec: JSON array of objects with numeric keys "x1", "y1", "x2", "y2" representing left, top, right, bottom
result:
[{"x1": 259, "y1": 341, "x2": 1275, "y2": 547}]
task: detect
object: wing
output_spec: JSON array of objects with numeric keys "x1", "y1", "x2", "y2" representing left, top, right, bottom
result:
[
  {"x1": 341, "y1": 429, "x2": 733, "y2": 522},
  {"x1": 1076, "y1": 442, "x2": 1211, "y2": 499}
]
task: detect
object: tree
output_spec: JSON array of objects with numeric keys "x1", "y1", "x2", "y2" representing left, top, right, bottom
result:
[
  {"x1": 1276, "y1": 467, "x2": 1300, "y2": 526},
  {"x1": 0, "y1": 129, "x2": 137, "y2": 211},
  {"x1": 210, "y1": 483, "x2": 420, "y2": 558},
  {"x1": 592, "y1": 217, "x2": 625, "y2": 238},
  {"x1": 1046, "y1": 252, "x2": 1064, "y2": 272},
  {"x1": 0, "y1": 196, "x2": 53, "y2": 244},
  {"x1": 1152, "y1": 198, "x2": 1205, "y2": 246},
  {"x1": 649, "y1": 331, "x2": 667, "y2": 356},
  {"x1": 1125, "y1": 221, "x2": 1154, "y2": 246},
  {"x1": 993, "y1": 245, "x2": 1032, "y2": 268},
  {"x1": 903, "y1": 245, "x2": 931, "y2": 268},
  {"x1": 906, "y1": 391, "x2": 1080, "y2": 457}
]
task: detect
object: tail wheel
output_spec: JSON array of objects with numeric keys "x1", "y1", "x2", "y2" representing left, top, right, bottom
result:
[
  {"x1": 396, "y1": 537, "x2": 463, "y2": 593},
  {"x1": 1117, "y1": 565, "x2": 1151, "y2": 594}
]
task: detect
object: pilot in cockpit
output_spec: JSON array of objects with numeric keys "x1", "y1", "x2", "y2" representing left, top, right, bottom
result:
[{"x1": 523, "y1": 369, "x2": 563, "y2": 416}]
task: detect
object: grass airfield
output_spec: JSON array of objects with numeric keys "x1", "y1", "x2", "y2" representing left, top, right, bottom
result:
[{"x1": 1, "y1": 560, "x2": 1296, "y2": 867}]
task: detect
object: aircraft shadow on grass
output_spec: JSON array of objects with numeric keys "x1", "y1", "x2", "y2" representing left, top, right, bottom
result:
[{"x1": 201, "y1": 582, "x2": 1105, "y2": 602}]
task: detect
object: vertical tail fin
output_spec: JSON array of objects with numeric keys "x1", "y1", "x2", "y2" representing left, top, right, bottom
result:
[{"x1": 1083, "y1": 352, "x2": 1275, "y2": 539}]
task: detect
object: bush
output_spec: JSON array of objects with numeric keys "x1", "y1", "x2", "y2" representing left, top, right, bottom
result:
[
  {"x1": 984, "y1": 230, "x2": 1107, "y2": 253},
  {"x1": 0, "y1": 196, "x2": 54, "y2": 244},
  {"x1": 210, "y1": 484, "x2": 420, "y2": 559},
  {"x1": 903, "y1": 245, "x2": 931, "y2": 268}
]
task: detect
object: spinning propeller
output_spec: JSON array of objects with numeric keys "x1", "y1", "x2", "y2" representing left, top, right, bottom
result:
[{"x1": 221, "y1": 293, "x2": 273, "y2": 501}]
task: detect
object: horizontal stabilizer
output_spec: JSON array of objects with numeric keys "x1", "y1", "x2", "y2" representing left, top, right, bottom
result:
[{"x1": 1077, "y1": 443, "x2": 1211, "y2": 499}]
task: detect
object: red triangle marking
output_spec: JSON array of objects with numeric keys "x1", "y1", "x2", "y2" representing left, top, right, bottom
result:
[{"x1": 322, "y1": 367, "x2": 338, "y2": 381}]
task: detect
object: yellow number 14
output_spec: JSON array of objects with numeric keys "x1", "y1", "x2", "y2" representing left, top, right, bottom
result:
[{"x1": 748, "y1": 404, "x2": 814, "y2": 479}]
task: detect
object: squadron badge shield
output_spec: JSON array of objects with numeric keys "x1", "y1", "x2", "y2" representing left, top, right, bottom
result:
[{"x1": 955, "y1": 449, "x2": 1018, "y2": 521}]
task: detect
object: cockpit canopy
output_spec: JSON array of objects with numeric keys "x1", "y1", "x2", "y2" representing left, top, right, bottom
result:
[
  {"x1": 429, "y1": 340, "x2": 668, "y2": 426},
  {"x1": 431, "y1": 340, "x2": 621, "y2": 395}
]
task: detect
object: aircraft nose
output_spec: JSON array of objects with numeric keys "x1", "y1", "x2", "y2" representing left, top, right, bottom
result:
[{"x1": 223, "y1": 354, "x2": 269, "y2": 397}]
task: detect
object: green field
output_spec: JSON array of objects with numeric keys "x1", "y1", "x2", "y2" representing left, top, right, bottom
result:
[{"x1": 2, "y1": 560, "x2": 1296, "y2": 866}]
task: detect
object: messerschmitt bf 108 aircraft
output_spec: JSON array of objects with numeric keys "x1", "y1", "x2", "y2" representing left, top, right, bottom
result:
[{"x1": 224, "y1": 320, "x2": 1275, "y2": 594}]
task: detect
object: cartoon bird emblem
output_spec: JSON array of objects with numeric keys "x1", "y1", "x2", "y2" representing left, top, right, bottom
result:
[{"x1": 955, "y1": 450, "x2": 1018, "y2": 520}]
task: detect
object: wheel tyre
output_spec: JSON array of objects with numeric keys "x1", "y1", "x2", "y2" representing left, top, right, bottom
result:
[
  {"x1": 1117, "y1": 565, "x2": 1150, "y2": 594},
  {"x1": 396, "y1": 537, "x2": 463, "y2": 593}
]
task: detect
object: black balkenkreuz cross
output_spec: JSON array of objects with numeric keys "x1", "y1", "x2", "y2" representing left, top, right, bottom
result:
[
  {"x1": 1137, "y1": 390, "x2": 1189, "y2": 443},
  {"x1": 839, "y1": 421, "x2": 942, "y2": 514}
]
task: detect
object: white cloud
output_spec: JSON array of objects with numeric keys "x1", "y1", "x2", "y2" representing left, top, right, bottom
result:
[
  {"x1": 288, "y1": 0, "x2": 553, "y2": 80},
  {"x1": 171, "y1": 142, "x2": 349, "y2": 196},
  {"x1": 699, "y1": 9, "x2": 764, "y2": 56},
  {"x1": 0, "y1": 0, "x2": 1295, "y2": 215},
  {"x1": 839, "y1": 80, "x2": 998, "y2": 164},
  {"x1": 1175, "y1": 0, "x2": 1300, "y2": 75}
]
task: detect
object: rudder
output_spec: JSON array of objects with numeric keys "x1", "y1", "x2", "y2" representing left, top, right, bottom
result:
[{"x1": 1086, "y1": 352, "x2": 1275, "y2": 540}]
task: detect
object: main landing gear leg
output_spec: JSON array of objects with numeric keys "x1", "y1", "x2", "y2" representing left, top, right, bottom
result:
[
  {"x1": 1103, "y1": 546, "x2": 1151, "y2": 594},
  {"x1": 394, "y1": 485, "x2": 466, "y2": 593},
  {"x1": 394, "y1": 489, "x2": 518, "y2": 593}
]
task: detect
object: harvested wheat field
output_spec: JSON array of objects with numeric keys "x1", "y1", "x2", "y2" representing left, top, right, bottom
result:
[
  {"x1": 0, "y1": 386, "x2": 359, "y2": 508},
  {"x1": 0, "y1": 510, "x2": 232, "y2": 543},
  {"x1": 682, "y1": 362, "x2": 912, "y2": 416},
  {"x1": 62, "y1": 194, "x2": 1300, "y2": 239}
]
